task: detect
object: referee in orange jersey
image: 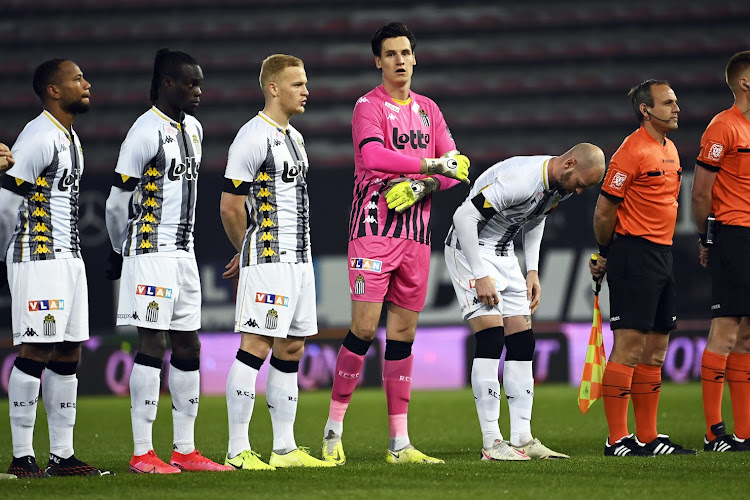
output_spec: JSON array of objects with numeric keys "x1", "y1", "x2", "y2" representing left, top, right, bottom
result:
[
  {"x1": 691, "y1": 50, "x2": 750, "y2": 453},
  {"x1": 589, "y1": 80, "x2": 696, "y2": 456}
]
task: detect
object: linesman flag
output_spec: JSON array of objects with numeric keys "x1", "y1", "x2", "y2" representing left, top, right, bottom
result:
[{"x1": 578, "y1": 253, "x2": 607, "y2": 414}]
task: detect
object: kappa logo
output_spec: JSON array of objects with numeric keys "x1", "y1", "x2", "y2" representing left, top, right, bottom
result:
[
  {"x1": 164, "y1": 135, "x2": 175, "y2": 144},
  {"x1": 255, "y1": 292, "x2": 290, "y2": 307},
  {"x1": 356, "y1": 96, "x2": 369, "y2": 105},
  {"x1": 23, "y1": 327, "x2": 38, "y2": 337},
  {"x1": 707, "y1": 142, "x2": 724, "y2": 162},
  {"x1": 28, "y1": 299, "x2": 65, "y2": 311},
  {"x1": 387, "y1": 113, "x2": 397, "y2": 121},
  {"x1": 608, "y1": 169, "x2": 628, "y2": 190},
  {"x1": 350, "y1": 258, "x2": 383, "y2": 273},
  {"x1": 244, "y1": 318, "x2": 259, "y2": 328},
  {"x1": 136, "y1": 284, "x2": 173, "y2": 299}
]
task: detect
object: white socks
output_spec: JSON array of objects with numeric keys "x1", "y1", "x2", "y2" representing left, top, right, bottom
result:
[
  {"x1": 266, "y1": 363, "x2": 299, "y2": 454},
  {"x1": 8, "y1": 366, "x2": 40, "y2": 458},
  {"x1": 130, "y1": 360, "x2": 161, "y2": 456},
  {"x1": 225, "y1": 358, "x2": 258, "y2": 458},
  {"x1": 169, "y1": 361, "x2": 200, "y2": 455},
  {"x1": 43, "y1": 369, "x2": 77, "y2": 459},
  {"x1": 504, "y1": 360, "x2": 534, "y2": 447},
  {"x1": 471, "y1": 358, "x2": 503, "y2": 449}
]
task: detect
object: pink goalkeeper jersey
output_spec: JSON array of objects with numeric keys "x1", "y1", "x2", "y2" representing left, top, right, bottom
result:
[{"x1": 349, "y1": 85, "x2": 456, "y2": 244}]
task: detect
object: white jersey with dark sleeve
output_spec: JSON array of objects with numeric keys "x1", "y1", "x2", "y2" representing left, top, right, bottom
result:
[
  {"x1": 445, "y1": 155, "x2": 570, "y2": 257},
  {"x1": 223, "y1": 112, "x2": 312, "y2": 267},
  {"x1": 2, "y1": 111, "x2": 83, "y2": 263},
  {"x1": 114, "y1": 106, "x2": 203, "y2": 256}
]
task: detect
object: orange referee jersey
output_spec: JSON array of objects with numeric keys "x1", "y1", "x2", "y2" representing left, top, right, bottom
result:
[
  {"x1": 601, "y1": 126, "x2": 681, "y2": 246},
  {"x1": 696, "y1": 105, "x2": 750, "y2": 227}
]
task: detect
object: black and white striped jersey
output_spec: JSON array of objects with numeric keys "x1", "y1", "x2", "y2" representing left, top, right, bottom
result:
[
  {"x1": 5, "y1": 111, "x2": 83, "y2": 263},
  {"x1": 114, "y1": 107, "x2": 203, "y2": 255}
]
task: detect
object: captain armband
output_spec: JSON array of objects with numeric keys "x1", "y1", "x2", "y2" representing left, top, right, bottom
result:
[
  {"x1": 470, "y1": 192, "x2": 496, "y2": 220},
  {"x1": 0, "y1": 174, "x2": 32, "y2": 197},
  {"x1": 112, "y1": 172, "x2": 139, "y2": 191},
  {"x1": 223, "y1": 178, "x2": 252, "y2": 196}
]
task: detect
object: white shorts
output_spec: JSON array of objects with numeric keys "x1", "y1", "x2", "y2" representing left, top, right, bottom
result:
[
  {"x1": 444, "y1": 245, "x2": 530, "y2": 321},
  {"x1": 8, "y1": 258, "x2": 89, "y2": 346},
  {"x1": 235, "y1": 262, "x2": 318, "y2": 339},
  {"x1": 117, "y1": 251, "x2": 201, "y2": 331}
]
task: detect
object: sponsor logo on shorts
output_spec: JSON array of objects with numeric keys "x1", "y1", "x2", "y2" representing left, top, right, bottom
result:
[
  {"x1": 13, "y1": 332, "x2": 20, "y2": 339},
  {"x1": 255, "y1": 293, "x2": 290, "y2": 307},
  {"x1": 146, "y1": 301, "x2": 159, "y2": 322},
  {"x1": 136, "y1": 285, "x2": 173, "y2": 299},
  {"x1": 28, "y1": 299, "x2": 64, "y2": 312},
  {"x1": 611, "y1": 316, "x2": 620, "y2": 321},
  {"x1": 244, "y1": 318, "x2": 259, "y2": 328},
  {"x1": 608, "y1": 169, "x2": 628, "y2": 190},
  {"x1": 43, "y1": 314, "x2": 56, "y2": 337},
  {"x1": 23, "y1": 327, "x2": 38, "y2": 337},
  {"x1": 350, "y1": 258, "x2": 382, "y2": 273},
  {"x1": 265, "y1": 309, "x2": 278, "y2": 330},
  {"x1": 711, "y1": 304, "x2": 721, "y2": 310},
  {"x1": 354, "y1": 274, "x2": 365, "y2": 295}
]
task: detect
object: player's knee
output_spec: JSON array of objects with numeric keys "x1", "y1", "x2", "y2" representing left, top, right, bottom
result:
[
  {"x1": 171, "y1": 334, "x2": 201, "y2": 360},
  {"x1": 50, "y1": 341, "x2": 82, "y2": 363},
  {"x1": 18, "y1": 343, "x2": 54, "y2": 363},
  {"x1": 138, "y1": 333, "x2": 168, "y2": 359},
  {"x1": 351, "y1": 324, "x2": 377, "y2": 341},
  {"x1": 505, "y1": 329, "x2": 535, "y2": 361}
]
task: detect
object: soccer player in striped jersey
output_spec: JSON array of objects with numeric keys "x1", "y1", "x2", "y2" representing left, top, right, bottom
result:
[
  {"x1": 105, "y1": 49, "x2": 231, "y2": 473},
  {"x1": 446, "y1": 144, "x2": 605, "y2": 461},
  {"x1": 220, "y1": 54, "x2": 333, "y2": 469},
  {"x1": 0, "y1": 59, "x2": 108, "y2": 477},
  {"x1": 321, "y1": 22, "x2": 470, "y2": 466}
]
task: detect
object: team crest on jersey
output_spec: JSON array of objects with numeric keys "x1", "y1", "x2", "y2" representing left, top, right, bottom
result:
[
  {"x1": 608, "y1": 169, "x2": 628, "y2": 190},
  {"x1": 350, "y1": 258, "x2": 382, "y2": 273},
  {"x1": 384, "y1": 102, "x2": 400, "y2": 113},
  {"x1": 146, "y1": 301, "x2": 159, "y2": 322},
  {"x1": 28, "y1": 299, "x2": 64, "y2": 311},
  {"x1": 43, "y1": 314, "x2": 56, "y2": 337},
  {"x1": 706, "y1": 141, "x2": 724, "y2": 162},
  {"x1": 255, "y1": 292, "x2": 290, "y2": 307},
  {"x1": 265, "y1": 309, "x2": 279, "y2": 330},
  {"x1": 354, "y1": 274, "x2": 365, "y2": 295},
  {"x1": 419, "y1": 109, "x2": 430, "y2": 127}
]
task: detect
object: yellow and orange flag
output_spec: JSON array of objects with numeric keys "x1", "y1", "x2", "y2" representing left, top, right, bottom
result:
[{"x1": 578, "y1": 254, "x2": 607, "y2": 414}]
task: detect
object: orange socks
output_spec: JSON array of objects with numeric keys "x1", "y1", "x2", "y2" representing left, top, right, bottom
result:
[
  {"x1": 701, "y1": 350, "x2": 727, "y2": 440},
  {"x1": 727, "y1": 352, "x2": 750, "y2": 439},
  {"x1": 602, "y1": 362, "x2": 634, "y2": 443},
  {"x1": 631, "y1": 364, "x2": 661, "y2": 443}
]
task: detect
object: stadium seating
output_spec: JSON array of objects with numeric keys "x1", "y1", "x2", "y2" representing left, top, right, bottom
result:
[{"x1": 1, "y1": 0, "x2": 747, "y2": 171}]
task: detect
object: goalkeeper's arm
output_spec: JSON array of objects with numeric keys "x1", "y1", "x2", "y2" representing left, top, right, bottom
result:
[{"x1": 360, "y1": 142, "x2": 470, "y2": 184}]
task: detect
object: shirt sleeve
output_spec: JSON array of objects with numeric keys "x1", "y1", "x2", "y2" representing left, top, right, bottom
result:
[
  {"x1": 8, "y1": 130, "x2": 54, "y2": 184},
  {"x1": 478, "y1": 164, "x2": 532, "y2": 213},
  {"x1": 696, "y1": 120, "x2": 732, "y2": 172},
  {"x1": 224, "y1": 127, "x2": 266, "y2": 183},
  {"x1": 601, "y1": 147, "x2": 639, "y2": 201},
  {"x1": 352, "y1": 96, "x2": 385, "y2": 153},
  {"x1": 115, "y1": 123, "x2": 158, "y2": 179},
  {"x1": 430, "y1": 102, "x2": 457, "y2": 156}
]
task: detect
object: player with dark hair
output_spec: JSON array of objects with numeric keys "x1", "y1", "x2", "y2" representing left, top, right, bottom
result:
[
  {"x1": 447, "y1": 143, "x2": 604, "y2": 461},
  {"x1": 221, "y1": 54, "x2": 333, "y2": 469},
  {"x1": 692, "y1": 50, "x2": 750, "y2": 452},
  {"x1": 590, "y1": 80, "x2": 696, "y2": 456},
  {"x1": 321, "y1": 22, "x2": 470, "y2": 465},
  {"x1": 105, "y1": 48, "x2": 232, "y2": 473},
  {"x1": 0, "y1": 58, "x2": 109, "y2": 477}
]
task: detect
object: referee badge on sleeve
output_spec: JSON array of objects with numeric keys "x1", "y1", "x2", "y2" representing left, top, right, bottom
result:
[{"x1": 146, "y1": 301, "x2": 159, "y2": 322}]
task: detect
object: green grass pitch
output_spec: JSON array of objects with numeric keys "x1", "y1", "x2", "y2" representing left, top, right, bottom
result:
[{"x1": 1, "y1": 383, "x2": 748, "y2": 499}]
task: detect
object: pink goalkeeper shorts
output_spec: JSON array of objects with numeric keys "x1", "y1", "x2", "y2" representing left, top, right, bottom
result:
[{"x1": 347, "y1": 236, "x2": 431, "y2": 312}]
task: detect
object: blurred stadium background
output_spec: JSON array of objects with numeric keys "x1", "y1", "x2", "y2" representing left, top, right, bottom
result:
[{"x1": 0, "y1": 0, "x2": 747, "y2": 396}]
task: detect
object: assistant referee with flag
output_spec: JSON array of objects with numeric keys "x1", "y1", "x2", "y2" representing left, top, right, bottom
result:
[{"x1": 589, "y1": 79, "x2": 696, "y2": 456}]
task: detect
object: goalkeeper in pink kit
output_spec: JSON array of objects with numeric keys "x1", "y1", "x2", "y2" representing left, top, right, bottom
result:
[{"x1": 321, "y1": 22, "x2": 470, "y2": 465}]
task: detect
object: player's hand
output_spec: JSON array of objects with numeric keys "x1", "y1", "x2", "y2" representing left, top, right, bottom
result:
[
  {"x1": 105, "y1": 249, "x2": 123, "y2": 281},
  {"x1": 0, "y1": 143, "x2": 14, "y2": 173},
  {"x1": 385, "y1": 178, "x2": 428, "y2": 213},
  {"x1": 222, "y1": 253, "x2": 240, "y2": 280},
  {"x1": 424, "y1": 151, "x2": 470, "y2": 184},
  {"x1": 475, "y1": 276, "x2": 499, "y2": 307},
  {"x1": 698, "y1": 241, "x2": 709, "y2": 269},
  {"x1": 589, "y1": 254, "x2": 607, "y2": 281},
  {"x1": 526, "y1": 270, "x2": 541, "y2": 314}
]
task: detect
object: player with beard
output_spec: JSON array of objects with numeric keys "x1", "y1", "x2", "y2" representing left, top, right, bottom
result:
[
  {"x1": 105, "y1": 49, "x2": 232, "y2": 473},
  {"x1": 0, "y1": 59, "x2": 109, "y2": 477}
]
